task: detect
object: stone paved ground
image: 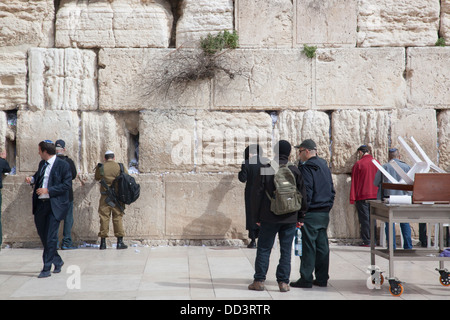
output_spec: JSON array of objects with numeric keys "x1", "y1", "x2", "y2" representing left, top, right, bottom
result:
[{"x1": 0, "y1": 244, "x2": 449, "y2": 300}]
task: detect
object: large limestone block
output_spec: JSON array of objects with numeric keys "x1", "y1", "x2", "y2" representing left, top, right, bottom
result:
[
  {"x1": 56, "y1": 0, "x2": 172, "y2": 48},
  {"x1": 195, "y1": 111, "x2": 273, "y2": 172},
  {"x1": 331, "y1": 110, "x2": 390, "y2": 174},
  {"x1": 139, "y1": 110, "x2": 197, "y2": 173},
  {"x1": 0, "y1": 50, "x2": 27, "y2": 109},
  {"x1": 406, "y1": 47, "x2": 450, "y2": 108},
  {"x1": 139, "y1": 110, "x2": 273, "y2": 173},
  {"x1": 2, "y1": 175, "x2": 37, "y2": 243},
  {"x1": 0, "y1": 0, "x2": 54, "y2": 48},
  {"x1": 441, "y1": 0, "x2": 450, "y2": 42},
  {"x1": 213, "y1": 49, "x2": 312, "y2": 109},
  {"x1": 80, "y1": 111, "x2": 139, "y2": 174},
  {"x1": 329, "y1": 174, "x2": 359, "y2": 239},
  {"x1": 17, "y1": 110, "x2": 79, "y2": 173},
  {"x1": 176, "y1": 0, "x2": 234, "y2": 48},
  {"x1": 275, "y1": 110, "x2": 331, "y2": 163},
  {"x1": 438, "y1": 110, "x2": 450, "y2": 172},
  {"x1": 357, "y1": 0, "x2": 440, "y2": 47},
  {"x1": 315, "y1": 48, "x2": 406, "y2": 109},
  {"x1": 390, "y1": 108, "x2": 438, "y2": 165},
  {"x1": 236, "y1": 0, "x2": 293, "y2": 48},
  {"x1": 28, "y1": 48, "x2": 97, "y2": 111},
  {"x1": 98, "y1": 48, "x2": 210, "y2": 110},
  {"x1": 295, "y1": 0, "x2": 357, "y2": 47},
  {"x1": 72, "y1": 174, "x2": 165, "y2": 240},
  {"x1": 164, "y1": 173, "x2": 246, "y2": 239}
]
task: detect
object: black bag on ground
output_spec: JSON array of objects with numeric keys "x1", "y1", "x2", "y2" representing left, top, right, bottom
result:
[{"x1": 113, "y1": 163, "x2": 140, "y2": 205}]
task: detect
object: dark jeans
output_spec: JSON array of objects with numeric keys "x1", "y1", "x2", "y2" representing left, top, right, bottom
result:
[
  {"x1": 253, "y1": 222, "x2": 296, "y2": 284},
  {"x1": 62, "y1": 201, "x2": 74, "y2": 247},
  {"x1": 355, "y1": 200, "x2": 375, "y2": 245},
  {"x1": 299, "y1": 211, "x2": 330, "y2": 285},
  {"x1": 34, "y1": 200, "x2": 63, "y2": 272}
]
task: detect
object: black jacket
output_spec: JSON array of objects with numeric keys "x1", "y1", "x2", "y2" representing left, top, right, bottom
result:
[
  {"x1": 251, "y1": 154, "x2": 308, "y2": 224},
  {"x1": 0, "y1": 158, "x2": 11, "y2": 189},
  {"x1": 32, "y1": 157, "x2": 72, "y2": 221},
  {"x1": 238, "y1": 155, "x2": 268, "y2": 229},
  {"x1": 298, "y1": 156, "x2": 335, "y2": 212},
  {"x1": 57, "y1": 154, "x2": 77, "y2": 201}
]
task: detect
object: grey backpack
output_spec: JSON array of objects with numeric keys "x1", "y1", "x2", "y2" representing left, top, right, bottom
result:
[{"x1": 266, "y1": 162, "x2": 302, "y2": 215}]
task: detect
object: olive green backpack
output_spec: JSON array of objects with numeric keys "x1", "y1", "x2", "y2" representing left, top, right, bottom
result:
[{"x1": 266, "y1": 162, "x2": 302, "y2": 215}]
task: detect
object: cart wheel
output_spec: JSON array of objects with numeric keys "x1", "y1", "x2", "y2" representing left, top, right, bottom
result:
[
  {"x1": 372, "y1": 274, "x2": 384, "y2": 286},
  {"x1": 436, "y1": 269, "x2": 450, "y2": 287},
  {"x1": 439, "y1": 275, "x2": 450, "y2": 287},
  {"x1": 389, "y1": 283, "x2": 403, "y2": 297}
]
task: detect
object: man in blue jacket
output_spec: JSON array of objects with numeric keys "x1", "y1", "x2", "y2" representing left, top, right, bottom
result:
[
  {"x1": 373, "y1": 148, "x2": 413, "y2": 249},
  {"x1": 291, "y1": 139, "x2": 335, "y2": 288}
]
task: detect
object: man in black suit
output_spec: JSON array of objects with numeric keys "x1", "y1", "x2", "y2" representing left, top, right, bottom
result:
[{"x1": 25, "y1": 140, "x2": 72, "y2": 278}]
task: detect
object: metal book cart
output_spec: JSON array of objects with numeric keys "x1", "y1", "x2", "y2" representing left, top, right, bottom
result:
[{"x1": 368, "y1": 173, "x2": 450, "y2": 297}]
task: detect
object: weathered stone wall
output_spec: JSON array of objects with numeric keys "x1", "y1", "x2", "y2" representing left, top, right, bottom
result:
[{"x1": 0, "y1": 0, "x2": 449, "y2": 246}]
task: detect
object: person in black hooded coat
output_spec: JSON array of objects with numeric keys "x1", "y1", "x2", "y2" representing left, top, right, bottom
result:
[{"x1": 238, "y1": 144, "x2": 267, "y2": 248}]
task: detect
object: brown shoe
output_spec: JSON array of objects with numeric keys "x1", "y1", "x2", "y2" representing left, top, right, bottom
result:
[
  {"x1": 248, "y1": 281, "x2": 265, "y2": 291},
  {"x1": 278, "y1": 282, "x2": 290, "y2": 292}
]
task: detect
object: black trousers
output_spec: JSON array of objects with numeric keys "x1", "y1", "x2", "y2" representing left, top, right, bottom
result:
[
  {"x1": 34, "y1": 199, "x2": 63, "y2": 272},
  {"x1": 355, "y1": 199, "x2": 375, "y2": 245}
]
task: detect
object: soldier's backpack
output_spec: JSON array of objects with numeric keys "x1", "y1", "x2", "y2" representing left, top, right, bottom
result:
[
  {"x1": 113, "y1": 163, "x2": 140, "y2": 205},
  {"x1": 266, "y1": 162, "x2": 302, "y2": 215}
]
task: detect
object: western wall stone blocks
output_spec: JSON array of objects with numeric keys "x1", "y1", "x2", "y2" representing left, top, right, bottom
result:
[
  {"x1": 276, "y1": 110, "x2": 331, "y2": 163},
  {"x1": 357, "y1": 0, "x2": 440, "y2": 47},
  {"x1": 329, "y1": 174, "x2": 359, "y2": 239},
  {"x1": 236, "y1": 0, "x2": 293, "y2": 48},
  {"x1": 390, "y1": 108, "x2": 438, "y2": 164},
  {"x1": 0, "y1": 50, "x2": 27, "y2": 110},
  {"x1": 315, "y1": 48, "x2": 406, "y2": 109},
  {"x1": 213, "y1": 49, "x2": 312, "y2": 109},
  {"x1": 55, "y1": 0, "x2": 173, "y2": 48},
  {"x1": 441, "y1": 0, "x2": 450, "y2": 41},
  {"x1": 139, "y1": 109, "x2": 273, "y2": 173},
  {"x1": 139, "y1": 109, "x2": 197, "y2": 173},
  {"x1": 295, "y1": 0, "x2": 357, "y2": 47},
  {"x1": 0, "y1": 0, "x2": 55, "y2": 48},
  {"x1": 16, "y1": 110, "x2": 80, "y2": 173},
  {"x1": 80, "y1": 111, "x2": 139, "y2": 174},
  {"x1": 72, "y1": 174, "x2": 165, "y2": 240},
  {"x1": 438, "y1": 110, "x2": 450, "y2": 172},
  {"x1": 28, "y1": 48, "x2": 97, "y2": 111},
  {"x1": 164, "y1": 173, "x2": 246, "y2": 239},
  {"x1": 331, "y1": 109, "x2": 390, "y2": 174},
  {"x1": 406, "y1": 47, "x2": 450, "y2": 108},
  {"x1": 2, "y1": 176, "x2": 35, "y2": 242},
  {"x1": 195, "y1": 111, "x2": 273, "y2": 172},
  {"x1": 98, "y1": 48, "x2": 211, "y2": 110},
  {"x1": 176, "y1": 0, "x2": 234, "y2": 48}
]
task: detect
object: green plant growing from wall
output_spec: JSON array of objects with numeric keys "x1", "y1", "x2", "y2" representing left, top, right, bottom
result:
[
  {"x1": 143, "y1": 30, "x2": 245, "y2": 98},
  {"x1": 436, "y1": 37, "x2": 446, "y2": 47},
  {"x1": 303, "y1": 44, "x2": 317, "y2": 59},
  {"x1": 200, "y1": 30, "x2": 239, "y2": 55}
]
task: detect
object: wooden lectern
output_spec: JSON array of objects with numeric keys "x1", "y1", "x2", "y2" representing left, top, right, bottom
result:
[{"x1": 382, "y1": 173, "x2": 450, "y2": 204}]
